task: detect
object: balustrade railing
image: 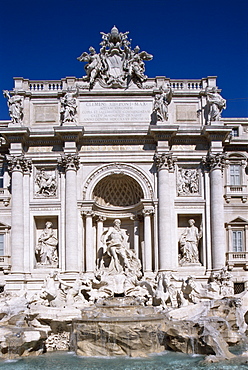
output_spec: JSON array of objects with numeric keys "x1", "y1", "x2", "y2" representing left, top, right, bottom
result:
[
  {"x1": 0, "y1": 256, "x2": 11, "y2": 270},
  {"x1": 226, "y1": 251, "x2": 248, "y2": 270},
  {"x1": 29, "y1": 81, "x2": 63, "y2": 91},
  {"x1": 170, "y1": 80, "x2": 203, "y2": 90}
]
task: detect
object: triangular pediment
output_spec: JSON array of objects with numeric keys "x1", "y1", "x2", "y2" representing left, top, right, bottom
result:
[
  {"x1": 0, "y1": 222, "x2": 10, "y2": 230},
  {"x1": 229, "y1": 217, "x2": 248, "y2": 225}
]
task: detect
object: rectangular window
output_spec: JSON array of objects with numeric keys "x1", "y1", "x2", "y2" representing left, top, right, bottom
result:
[
  {"x1": 232, "y1": 128, "x2": 239, "y2": 137},
  {"x1": 232, "y1": 230, "x2": 243, "y2": 252},
  {"x1": 0, "y1": 235, "x2": 4, "y2": 256},
  {"x1": 230, "y1": 165, "x2": 241, "y2": 185}
]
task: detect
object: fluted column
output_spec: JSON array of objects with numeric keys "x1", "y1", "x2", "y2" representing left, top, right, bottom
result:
[
  {"x1": 59, "y1": 154, "x2": 79, "y2": 272},
  {"x1": 206, "y1": 153, "x2": 226, "y2": 270},
  {"x1": 7, "y1": 155, "x2": 32, "y2": 273},
  {"x1": 82, "y1": 210, "x2": 95, "y2": 274},
  {"x1": 142, "y1": 208, "x2": 154, "y2": 273},
  {"x1": 154, "y1": 153, "x2": 176, "y2": 271}
]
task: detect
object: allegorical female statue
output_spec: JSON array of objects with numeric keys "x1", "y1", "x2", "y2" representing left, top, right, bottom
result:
[{"x1": 35, "y1": 221, "x2": 58, "y2": 267}]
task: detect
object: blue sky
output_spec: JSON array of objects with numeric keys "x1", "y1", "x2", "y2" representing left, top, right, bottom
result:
[{"x1": 1, "y1": 0, "x2": 248, "y2": 119}]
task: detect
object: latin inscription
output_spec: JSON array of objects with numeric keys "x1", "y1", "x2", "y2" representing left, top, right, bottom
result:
[{"x1": 80, "y1": 101, "x2": 152, "y2": 123}]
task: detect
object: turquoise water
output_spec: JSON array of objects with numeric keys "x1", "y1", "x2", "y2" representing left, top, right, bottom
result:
[{"x1": 0, "y1": 352, "x2": 247, "y2": 370}]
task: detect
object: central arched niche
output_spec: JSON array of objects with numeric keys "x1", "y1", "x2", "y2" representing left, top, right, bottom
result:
[{"x1": 92, "y1": 174, "x2": 144, "y2": 207}]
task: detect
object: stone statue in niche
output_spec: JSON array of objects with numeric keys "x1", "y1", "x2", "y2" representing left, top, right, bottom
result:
[
  {"x1": 152, "y1": 86, "x2": 172, "y2": 122},
  {"x1": 177, "y1": 168, "x2": 199, "y2": 196},
  {"x1": 35, "y1": 221, "x2": 58, "y2": 267},
  {"x1": 35, "y1": 168, "x2": 57, "y2": 197},
  {"x1": 179, "y1": 219, "x2": 202, "y2": 265},
  {"x1": 100, "y1": 219, "x2": 134, "y2": 273},
  {"x1": 205, "y1": 86, "x2": 226, "y2": 122},
  {"x1": 77, "y1": 26, "x2": 153, "y2": 89},
  {"x1": 3, "y1": 90, "x2": 23, "y2": 124},
  {"x1": 60, "y1": 90, "x2": 77, "y2": 124}
]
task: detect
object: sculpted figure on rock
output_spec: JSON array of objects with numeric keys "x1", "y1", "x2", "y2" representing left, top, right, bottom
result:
[
  {"x1": 179, "y1": 219, "x2": 202, "y2": 265},
  {"x1": 101, "y1": 219, "x2": 132, "y2": 273}
]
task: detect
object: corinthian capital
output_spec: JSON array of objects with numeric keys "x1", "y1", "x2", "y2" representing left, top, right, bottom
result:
[
  {"x1": 154, "y1": 153, "x2": 176, "y2": 172},
  {"x1": 202, "y1": 152, "x2": 226, "y2": 171},
  {"x1": 58, "y1": 154, "x2": 80, "y2": 171},
  {"x1": 7, "y1": 154, "x2": 32, "y2": 174}
]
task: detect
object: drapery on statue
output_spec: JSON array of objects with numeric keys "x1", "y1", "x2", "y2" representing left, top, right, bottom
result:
[
  {"x1": 179, "y1": 219, "x2": 202, "y2": 264},
  {"x1": 152, "y1": 86, "x2": 173, "y2": 121},
  {"x1": 35, "y1": 222, "x2": 58, "y2": 267},
  {"x1": 101, "y1": 219, "x2": 131, "y2": 273},
  {"x1": 60, "y1": 90, "x2": 77, "y2": 123},
  {"x1": 205, "y1": 86, "x2": 226, "y2": 122},
  {"x1": 99, "y1": 219, "x2": 141, "y2": 277},
  {"x1": 3, "y1": 90, "x2": 23, "y2": 124}
]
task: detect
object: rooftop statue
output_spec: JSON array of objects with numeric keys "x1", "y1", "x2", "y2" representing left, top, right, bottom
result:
[
  {"x1": 204, "y1": 86, "x2": 226, "y2": 123},
  {"x1": 77, "y1": 26, "x2": 153, "y2": 89},
  {"x1": 3, "y1": 90, "x2": 23, "y2": 125}
]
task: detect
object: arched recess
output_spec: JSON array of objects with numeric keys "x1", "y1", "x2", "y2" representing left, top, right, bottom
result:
[
  {"x1": 83, "y1": 163, "x2": 154, "y2": 202},
  {"x1": 81, "y1": 163, "x2": 156, "y2": 275}
]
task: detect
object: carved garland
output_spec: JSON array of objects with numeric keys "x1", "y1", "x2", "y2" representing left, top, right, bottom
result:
[{"x1": 83, "y1": 163, "x2": 154, "y2": 200}]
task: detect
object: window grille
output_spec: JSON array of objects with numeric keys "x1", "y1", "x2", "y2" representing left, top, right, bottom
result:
[{"x1": 234, "y1": 282, "x2": 245, "y2": 294}]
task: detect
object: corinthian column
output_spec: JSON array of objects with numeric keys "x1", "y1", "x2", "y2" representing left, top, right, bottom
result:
[
  {"x1": 206, "y1": 153, "x2": 226, "y2": 270},
  {"x1": 154, "y1": 153, "x2": 176, "y2": 271},
  {"x1": 7, "y1": 155, "x2": 32, "y2": 273},
  {"x1": 59, "y1": 154, "x2": 79, "y2": 272}
]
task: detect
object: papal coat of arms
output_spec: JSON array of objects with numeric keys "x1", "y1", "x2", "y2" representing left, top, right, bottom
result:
[{"x1": 77, "y1": 26, "x2": 153, "y2": 89}]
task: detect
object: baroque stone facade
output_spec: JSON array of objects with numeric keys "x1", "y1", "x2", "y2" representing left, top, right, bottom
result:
[{"x1": 0, "y1": 26, "x2": 247, "y2": 296}]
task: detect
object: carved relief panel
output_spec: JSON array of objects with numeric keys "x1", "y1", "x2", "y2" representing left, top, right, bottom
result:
[
  {"x1": 34, "y1": 167, "x2": 58, "y2": 198},
  {"x1": 177, "y1": 168, "x2": 200, "y2": 196}
]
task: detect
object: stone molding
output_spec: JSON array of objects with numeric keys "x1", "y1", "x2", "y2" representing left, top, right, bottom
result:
[{"x1": 83, "y1": 163, "x2": 154, "y2": 200}]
